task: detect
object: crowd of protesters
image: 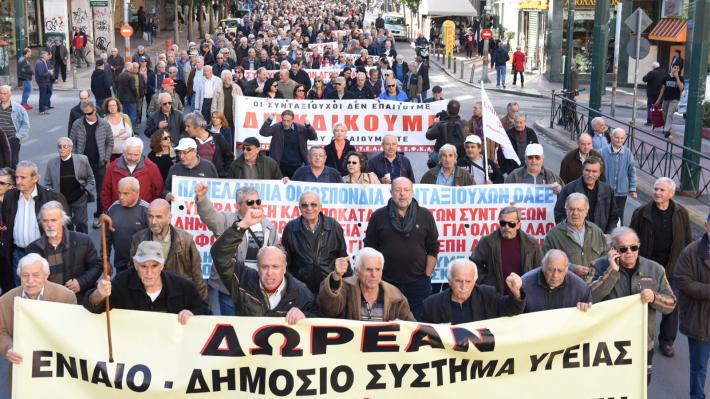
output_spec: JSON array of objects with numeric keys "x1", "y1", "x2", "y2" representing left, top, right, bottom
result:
[{"x1": 0, "y1": 0, "x2": 708, "y2": 397}]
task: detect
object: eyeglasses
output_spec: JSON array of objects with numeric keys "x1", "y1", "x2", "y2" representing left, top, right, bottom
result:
[
  {"x1": 566, "y1": 207, "x2": 586, "y2": 214},
  {"x1": 162, "y1": 102, "x2": 172, "y2": 105},
  {"x1": 245, "y1": 199, "x2": 262, "y2": 206},
  {"x1": 387, "y1": 84, "x2": 395, "y2": 88},
  {"x1": 296, "y1": 89, "x2": 305, "y2": 92},
  {"x1": 346, "y1": 161, "x2": 359, "y2": 165},
  {"x1": 526, "y1": 155, "x2": 542, "y2": 160},
  {"x1": 244, "y1": 146, "x2": 258, "y2": 152},
  {"x1": 83, "y1": 111, "x2": 94, "y2": 115},
  {"x1": 57, "y1": 144, "x2": 70, "y2": 149},
  {"x1": 499, "y1": 220, "x2": 517, "y2": 228},
  {"x1": 300, "y1": 202, "x2": 319, "y2": 208},
  {"x1": 161, "y1": 136, "x2": 171, "y2": 141},
  {"x1": 617, "y1": 245, "x2": 640, "y2": 253}
]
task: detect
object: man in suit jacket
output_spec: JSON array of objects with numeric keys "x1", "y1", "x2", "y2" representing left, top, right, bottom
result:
[
  {"x1": 0, "y1": 253, "x2": 77, "y2": 375},
  {"x1": 43, "y1": 137, "x2": 96, "y2": 233}
]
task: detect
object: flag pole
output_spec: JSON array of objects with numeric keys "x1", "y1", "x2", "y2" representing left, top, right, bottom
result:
[{"x1": 101, "y1": 218, "x2": 115, "y2": 363}]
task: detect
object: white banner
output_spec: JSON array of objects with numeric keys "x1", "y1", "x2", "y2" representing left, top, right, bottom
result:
[
  {"x1": 243, "y1": 67, "x2": 343, "y2": 83},
  {"x1": 481, "y1": 86, "x2": 520, "y2": 165},
  {"x1": 234, "y1": 97, "x2": 445, "y2": 152},
  {"x1": 171, "y1": 178, "x2": 557, "y2": 283}
]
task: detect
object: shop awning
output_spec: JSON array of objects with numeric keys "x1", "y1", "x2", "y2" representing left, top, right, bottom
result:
[
  {"x1": 648, "y1": 18, "x2": 687, "y2": 42},
  {"x1": 420, "y1": 0, "x2": 478, "y2": 17}
]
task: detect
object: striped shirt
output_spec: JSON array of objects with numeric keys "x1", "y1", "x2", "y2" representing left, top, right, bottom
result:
[
  {"x1": 0, "y1": 104, "x2": 16, "y2": 139},
  {"x1": 195, "y1": 135, "x2": 216, "y2": 162},
  {"x1": 13, "y1": 186, "x2": 41, "y2": 248}
]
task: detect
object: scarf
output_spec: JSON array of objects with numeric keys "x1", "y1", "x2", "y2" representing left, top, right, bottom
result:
[{"x1": 387, "y1": 198, "x2": 419, "y2": 237}]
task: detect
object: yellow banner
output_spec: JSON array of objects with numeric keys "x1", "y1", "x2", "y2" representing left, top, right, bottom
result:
[
  {"x1": 442, "y1": 20, "x2": 456, "y2": 56},
  {"x1": 13, "y1": 296, "x2": 647, "y2": 398}
]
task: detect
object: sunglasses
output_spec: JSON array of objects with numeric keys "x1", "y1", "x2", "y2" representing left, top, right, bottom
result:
[
  {"x1": 57, "y1": 144, "x2": 70, "y2": 149},
  {"x1": 83, "y1": 111, "x2": 94, "y2": 115},
  {"x1": 499, "y1": 220, "x2": 517, "y2": 228},
  {"x1": 346, "y1": 161, "x2": 359, "y2": 165},
  {"x1": 387, "y1": 84, "x2": 395, "y2": 88},
  {"x1": 161, "y1": 136, "x2": 171, "y2": 141},
  {"x1": 617, "y1": 245, "x2": 640, "y2": 253},
  {"x1": 300, "y1": 202, "x2": 319, "y2": 208},
  {"x1": 244, "y1": 146, "x2": 258, "y2": 152},
  {"x1": 527, "y1": 155, "x2": 542, "y2": 160},
  {"x1": 162, "y1": 102, "x2": 172, "y2": 105},
  {"x1": 245, "y1": 199, "x2": 262, "y2": 206},
  {"x1": 296, "y1": 89, "x2": 305, "y2": 92}
]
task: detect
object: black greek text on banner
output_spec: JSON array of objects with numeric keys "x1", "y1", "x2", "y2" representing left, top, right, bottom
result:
[
  {"x1": 169, "y1": 177, "x2": 558, "y2": 282},
  {"x1": 13, "y1": 296, "x2": 647, "y2": 397}
]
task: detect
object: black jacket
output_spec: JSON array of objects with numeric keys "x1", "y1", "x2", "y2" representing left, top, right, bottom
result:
[
  {"x1": 325, "y1": 90, "x2": 357, "y2": 100},
  {"x1": 18, "y1": 56, "x2": 34, "y2": 81},
  {"x1": 258, "y1": 119, "x2": 317, "y2": 165},
  {"x1": 642, "y1": 67, "x2": 667, "y2": 99},
  {"x1": 26, "y1": 228, "x2": 102, "y2": 303},
  {"x1": 281, "y1": 214, "x2": 348, "y2": 294},
  {"x1": 324, "y1": 139, "x2": 356, "y2": 176},
  {"x1": 425, "y1": 114, "x2": 467, "y2": 153},
  {"x1": 226, "y1": 152, "x2": 283, "y2": 180},
  {"x1": 144, "y1": 108, "x2": 187, "y2": 144},
  {"x1": 290, "y1": 69, "x2": 312, "y2": 92},
  {"x1": 90, "y1": 68, "x2": 113, "y2": 101},
  {"x1": 499, "y1": 126, "x2": 538, "y2": 174},
  {"x1": 196, "y1": 132, "x2": 235, "y2": 178},
  {"x1": 521, "y1": 267, "x2": 592, "y2": 313},
  {"x1": 83, "y1": 268, "x2": 208, "y2": 315},
  {"x1": 421, "y1": 286, "x2": 525, "y2": 324},
  {"x1": 554, "y1": 177, "x2": 619, "y2": 234},
  {"x1": 116, "y1": 71, "x2": 138, "y2": 102},
  {"x1": 68, "y1": 103, "x2": 84, "y2": 135},
  {"x1": 211, "y1": 224, "x2": 318, "y2": 317}
]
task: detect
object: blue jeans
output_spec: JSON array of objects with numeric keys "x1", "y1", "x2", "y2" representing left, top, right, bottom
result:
[
  {"x1": 689, "y1": 337, "x2": 710, "y2": 399},
  {"x1": 122, "y1": 101, "x2": 137, "y2": 126},
  {"x1": 395, "y1": 275, "x2": 431, "y2": 321},
  {"x1": 208, "y1": 286, "x2": 236, "y2": 316},
  {"x1": 21, "y1": 80, "x2": 31, "y2": 105},
  {"x1": 496, "y1": 65, "x2": 506, "y2": 86}
]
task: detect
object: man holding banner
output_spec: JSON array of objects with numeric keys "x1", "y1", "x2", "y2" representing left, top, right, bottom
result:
[{"x1": 259, "y1": 110, "x2": 317, "y2": 178}]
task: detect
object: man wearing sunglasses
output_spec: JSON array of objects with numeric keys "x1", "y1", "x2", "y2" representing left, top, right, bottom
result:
[
  {"x1": 629, "y1": 177, "x2": 693, "y2": 358},
  {"x1": 145, "y1": 93, "x2": 187, "y2": 144},
  {"x1": 470, "y1": 206, "x2": 542, "y2": 294},
  {"x1": 195, "y1": 185, "x2": 279, "y2": 315},
  {"x1": 42, "y1": 137, "x2": 96, "y2": 233},
  {"x1": 590, "y1": 226, "x2": 676, "y2": 384},
  {"x1": 226, "y1": 137, "x2": 282, "y2": 180}
]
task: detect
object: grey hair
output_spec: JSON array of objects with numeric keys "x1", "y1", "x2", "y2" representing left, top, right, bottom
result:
[
  {"x1": 156, "y1": 61, "x2": 166, "y2": 69},
  {"x1": 578, "y1": 132, "x2": 592, "y2": 143},
  {"x1": 611, "y1": 127, "x2": 627, "y2": 138},
  {"x1": 118, "y1": 176, "x2": 140, "y2": 192},
  {"x1": 610, "y1": 226, "x2": 640, "y2": 246},
  {"x1": 235, "y1": 186, "x2": 259, "y2": 204},
  {"x1": 565, "y1": 192, "x2": 590, "y2": 209},
  {"x1": 447, "y1": 258, "x2": 478, "y2": 281},
  {"x1": 299, "y1": 190, "x2": 321, "y2": 205},
  {"x1": 335, "y1": 76, "x2": 346, "y2": 84},
  {"x1": 17, "y1": 253, "x2": 50, "y2": 276},
  {"x1": 541, "y1": 249, "x2": 569, "y2": 271},
  {"x1": 256, "y1": 245, "x2": 287, "y2": 266},
  {"x1": 57, "y1": 137, "x2": 73, "y2": 147},
  {"x1": 498, "y1": 206, "x2": 521, "y2": 221},
  {"x1": 513, "y1": 113, "x2": 527, "y2": 121},
  {"x1": 158, "y1": 92, "x2": 172, "y2": 102},
  {"x1": 220, "y1": 70, "x2": 233, "y2": 79},
  {"x1": 184, "y1": 111, "x2": 207, "y2": 129},
  {"x1": 124, "y1": 136, "x2": 144, "y2": 152},
  {"x1": 80, "y1": 100, "x2": 96, "y2": 111},
  {"x1": 353, "y1": 247, "x2": 384, "y2": 273},
  {"x1": 16, "y1": 160, "x2": 39, "y2": 176},
  {"x1": 438, "y1": 143, "x2": 457, "y2": 158},
  {"x1": 506, "y1": 102, "x2": 519, "y2": 110},
  {"x1": 203, "y1": 65, "x2": 213, "y2": 72},
  {"x1": 38, "y1": 200, "x2": 71, "y2": 225},
  {"x1": 0, "y1": 85, "x2": 10, "y2": 93},
  {"x1": 655, "y1": 176, "x2": 676, "y2": 193},
  {"x1": 591, "y1": 117, "x2": 605, "y2": 128}
]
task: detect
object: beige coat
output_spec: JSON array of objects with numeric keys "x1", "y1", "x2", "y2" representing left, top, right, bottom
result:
[
  {"x1": 212, "y1": 83, "x2": 244, "y2": 116},
  {"x1": 318, "y1": 274, "x2": 415, "y2": 321}
]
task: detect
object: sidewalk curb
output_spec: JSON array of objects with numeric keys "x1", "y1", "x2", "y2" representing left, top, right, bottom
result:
[
  {"x1": 533, "y1": 118, "x2": 709, "y2": 230},
  {"x1": 430, "y1": 58, "x2": 546, "y2": 99}
]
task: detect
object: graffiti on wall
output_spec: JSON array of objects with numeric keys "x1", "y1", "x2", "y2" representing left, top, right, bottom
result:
[
  {"x1": 92, "y1": 6, "x2": 113, "y2": 55},
  {"x1": 44, "y1": 15, "x2": 66, "y2": 32}
]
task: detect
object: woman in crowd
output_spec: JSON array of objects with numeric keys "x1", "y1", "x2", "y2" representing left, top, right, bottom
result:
[
  {"x1": 208, "y1": 112, "x2": 234, "y2": 152},
  {"x1": 308, "y1": 77, "x2": 327, "y2": 99},
  {"x1": 324, "y1": 123, "x2": 356, "y2": 176},
  {"x1": 263, "y1": 78, "x2": 284, "y2": 99},
  {"x1": 147, "y1": 129, "x2": 175, "y2": 181},
  {"x1": 342, "y1": 151, "x2": 380, "y2": 184},
  {"x1": 103, "y1": 97, "x2": 133, "y2": 161},
  {"x1": 293, "y1": 84, "x2": 307, "y2": 100}
]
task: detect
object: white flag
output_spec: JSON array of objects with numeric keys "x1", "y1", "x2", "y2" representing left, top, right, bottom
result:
[{"x1": 481, "y1": 86, "x2": 520, "y2": 166}]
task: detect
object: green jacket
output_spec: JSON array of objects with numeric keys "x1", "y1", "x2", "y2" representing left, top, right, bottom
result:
[{"x1": 543, "y1": 220, "x2": 610, "y2": 282}]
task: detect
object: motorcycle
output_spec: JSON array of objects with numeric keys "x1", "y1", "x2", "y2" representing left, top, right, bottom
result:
[{"x1": 415, "y1": 45, "x2": 429, "y2": 64}]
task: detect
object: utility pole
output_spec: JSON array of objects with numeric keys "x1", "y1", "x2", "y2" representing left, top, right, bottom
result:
[
  {"x1": 124, "y1": 0, "x2": 131, "y2": 61},
  {"x1": 563, "y1": 0, "x2": 575, "y2": 93},
  {"x1": 174, "y1": 0, "x2": 179, "y2": 46},
  {"x1": 13, "y1": 0, "x2": 26, "y2": 85},
  {"x1": 610, "y1": 2, "x2": 622, "y2": 117},
  {"x1": 588, "y1": 0, "x2": 610, "y2": 118},
  {"x1": 681, "y1": 0, "x2": 709, "y2": 193}
]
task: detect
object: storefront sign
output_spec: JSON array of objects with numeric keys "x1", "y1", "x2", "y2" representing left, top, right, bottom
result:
[{"x1": 564, "y1": 0, "x2": 621, "y2": 6}]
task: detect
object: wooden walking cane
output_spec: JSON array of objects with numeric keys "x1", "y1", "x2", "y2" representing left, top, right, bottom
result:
[{"x1": 101, "y1": 217, "x2": 115, "y2": 363}]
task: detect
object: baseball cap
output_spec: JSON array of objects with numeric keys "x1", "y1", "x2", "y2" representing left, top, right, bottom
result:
[
  {"x1": 161, "y1": 77, "x2": 175, "y2": 86},
  {"x1": 465, "y1": 135, "x2": 482, "y2": 145},
  {"x1": 525, "y1": 143, "x2": 544, "y2": 157},
  {"x1": 95, "y1": 59, "x2": 105, "y2": 66},
  {"x1": 137, "y1": 56, "x2": 147, "y2": 62},
  {"x1": 174, "y1": 138, "x2": 197, "y2": 151},
  {"x1": 242, "y1": 137, "x2": 260, "y2": 147},
  {"x1": 132, "y1": 241, "x2": 165, "y2": 264}
]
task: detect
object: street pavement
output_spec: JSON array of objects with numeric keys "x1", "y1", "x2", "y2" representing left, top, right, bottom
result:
[{"x1": 0, "y1": 40, "x2": 706, "y2": 399}]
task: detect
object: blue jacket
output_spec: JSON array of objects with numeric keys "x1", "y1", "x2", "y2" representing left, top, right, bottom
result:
[
  {"x1": 492, "y1": 47, "x2": 510, "y2": 67},
  {"x1": 379, "y1": 89, "x2": 408, "y2": 102},
  {"x1": 367, "y1": 152, "x2": 415, "y2": 182},
  {"x1": 522, "y1": 267, "x2": 592, "y2": 313},
  {"x1": 34, "y1": 59, "x2": 52, "y2": 84},
  {"x1": 5, "y1": 102, "x2": 30, "y2": 140},
  {"x1": 292, "y1": 165, "x2": 343, "y2": 183},
  {"x1": 599, "y1": 145, "x2": 637, "y2": 196}
]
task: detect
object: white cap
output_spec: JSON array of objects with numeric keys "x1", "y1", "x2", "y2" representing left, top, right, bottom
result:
[
  {"x1": 175, "y1": 138, "x2": 197, "y2": 151},
  {"x1": 525, "y1": 143, "x2": 544, "y2": 157},
  {"x1": 465, "y1": 135, "x2": 482, "y2": 145}
]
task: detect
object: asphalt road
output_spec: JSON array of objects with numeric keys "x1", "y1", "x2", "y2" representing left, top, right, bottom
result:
[{"x1": 0, "y1": 42, "x2": 705, "y2": 398}]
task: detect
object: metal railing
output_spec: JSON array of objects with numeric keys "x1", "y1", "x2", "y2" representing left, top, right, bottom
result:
[{"x1": 549, "y1": 91, "x2": 710, "y2": 205}]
